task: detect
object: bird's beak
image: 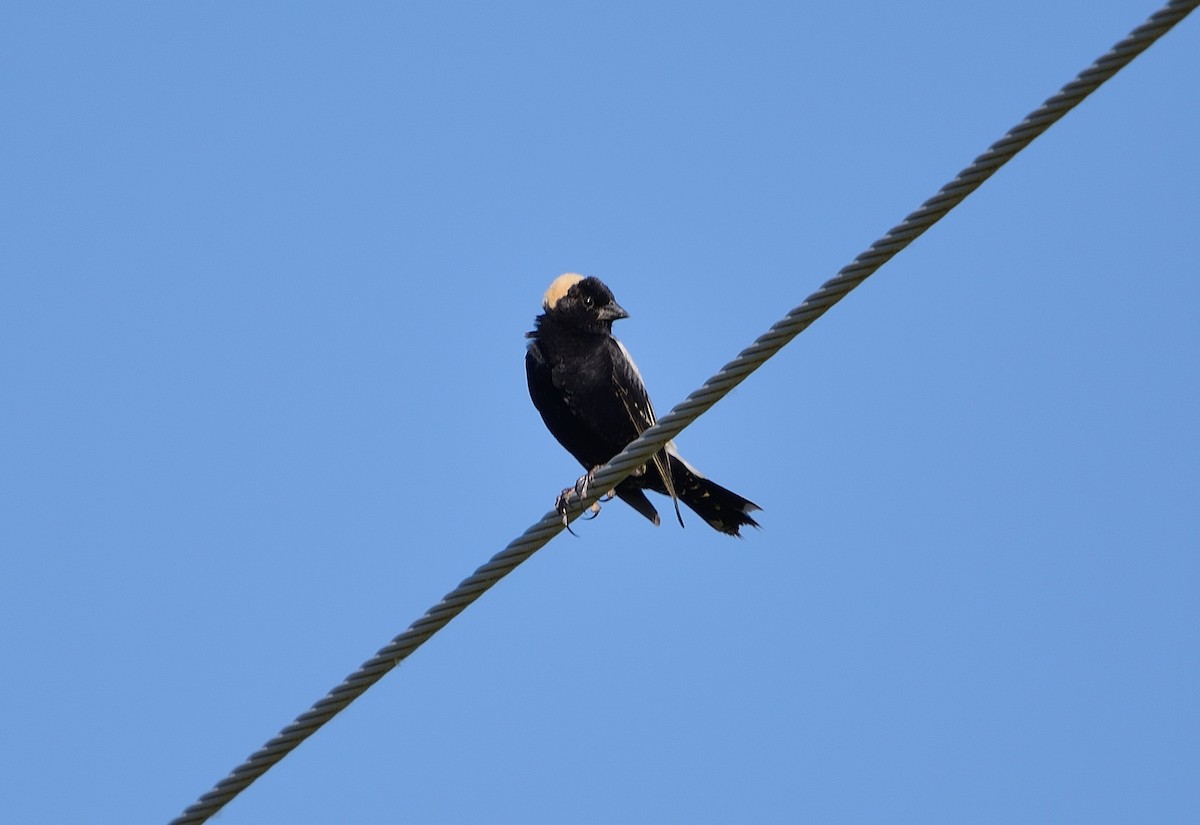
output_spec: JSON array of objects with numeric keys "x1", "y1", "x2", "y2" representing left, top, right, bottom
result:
[{"x1": 599, "y1": 302, "x2": 629, "y2": 322}]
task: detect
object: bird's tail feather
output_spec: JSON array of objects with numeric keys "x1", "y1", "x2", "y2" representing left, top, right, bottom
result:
[
  {"x1": 668, "y1": 454, "x2": 760, "y2": 537},
  {"x1": 615, "y1": 480, "x2": 661, "y2": 526}
]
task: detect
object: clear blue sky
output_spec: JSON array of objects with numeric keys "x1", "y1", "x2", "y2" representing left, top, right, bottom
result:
[{"x1": 2, "y1": 2, "x2": 1197, "y2": 823}]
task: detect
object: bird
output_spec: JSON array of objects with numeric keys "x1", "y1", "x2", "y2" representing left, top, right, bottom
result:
[{"x1": 525, "y1": 273, "x2": 760, "y2": 536}]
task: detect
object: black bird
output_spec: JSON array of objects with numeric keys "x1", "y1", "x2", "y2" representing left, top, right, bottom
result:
[{"x1": 525, "y1": 273, "x2": 760, "y2": 536}]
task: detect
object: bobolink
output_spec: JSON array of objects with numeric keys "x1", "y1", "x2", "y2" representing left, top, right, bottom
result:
[{"x1": 525, "y1": 273, "x2": 760, "y2": 536}]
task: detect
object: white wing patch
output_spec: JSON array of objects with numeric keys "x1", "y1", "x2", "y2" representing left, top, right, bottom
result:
[{"x1": 665, "y1": 441, "x2": 705, "y2": 479}]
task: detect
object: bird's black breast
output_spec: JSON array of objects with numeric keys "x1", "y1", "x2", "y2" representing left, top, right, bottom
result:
[{"x1": 526, "y1": 332, "x2": 646, "y2": 470}]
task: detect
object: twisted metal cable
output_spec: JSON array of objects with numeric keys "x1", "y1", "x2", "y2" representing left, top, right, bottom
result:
[{"x1": 170, "y1": 2, "x2": 1197, "y2": 822}]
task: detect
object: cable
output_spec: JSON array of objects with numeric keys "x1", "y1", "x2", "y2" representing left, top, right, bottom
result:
[{"x1": 169, "y1": 2, "x2": 1197, "y2": 822}]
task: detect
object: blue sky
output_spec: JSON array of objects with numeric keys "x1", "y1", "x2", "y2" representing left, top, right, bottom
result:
[{"x1": 3, "y1": 2, "x2": 1197, "y2": 823}]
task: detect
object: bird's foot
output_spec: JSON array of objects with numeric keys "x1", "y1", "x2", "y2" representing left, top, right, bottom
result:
[
  {"x1": 555, "y1": 467, "x2": 607, "y2": 535},
  {"x1": 554, "y1": 486, "x2": 578, "y2": 535}
]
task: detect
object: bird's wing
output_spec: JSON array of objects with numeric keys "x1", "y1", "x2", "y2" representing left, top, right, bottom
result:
[{"x1": 609, "y1": 339, "x2": 684, "y2": 527}]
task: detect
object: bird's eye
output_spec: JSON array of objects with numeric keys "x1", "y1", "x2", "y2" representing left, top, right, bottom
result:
[{"x1": 583, "y1": 295, "x2": 594, "y2": 308}]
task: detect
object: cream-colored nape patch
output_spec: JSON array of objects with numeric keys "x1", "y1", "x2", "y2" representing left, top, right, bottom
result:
[{"x1": 542, "y1": 273, "x2": 585, "y2": 310}]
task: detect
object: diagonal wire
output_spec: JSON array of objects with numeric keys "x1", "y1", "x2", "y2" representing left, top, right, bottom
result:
[{"x1": 170, "y1": 2, "x2": 1197, "y2": 822}]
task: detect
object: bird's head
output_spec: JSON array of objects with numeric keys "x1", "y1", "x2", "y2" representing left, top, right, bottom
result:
[{"x1": 539, "y1": 273, "x2": 629, "y2": 332}]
